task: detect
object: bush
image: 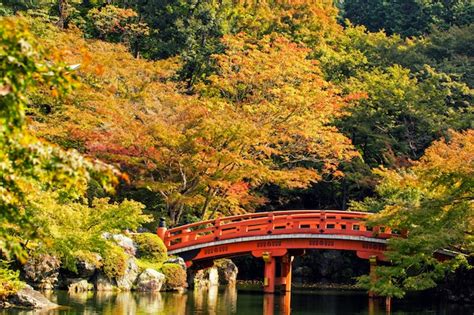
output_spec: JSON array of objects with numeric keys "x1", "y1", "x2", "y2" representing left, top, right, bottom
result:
[
  {"x1": 132, "y1": 233, "x2": 168, "y2": 263},
  {"x1": 101, "y1": 245, "x2": 128, "y2": 279},
  {"x1": 161, "y1": 263, "x2": 187, "y2": 289},
  {"x1": 0, "y1": 261, "x2": 23, "y2": 300}
]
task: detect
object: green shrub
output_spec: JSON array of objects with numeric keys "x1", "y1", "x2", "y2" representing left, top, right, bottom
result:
[
  {"x1": 132, "y1": 233, "x2": 168, "y2": 263},
  {"x1": 161, "y1": 263, "x2": 187, "y2": 289},
  {"x1": 0, "y1": 261, "x2": 23, "y2": 300},
  {"x1": 101, "y1": 245, "x2": 128, "y2": 279}
]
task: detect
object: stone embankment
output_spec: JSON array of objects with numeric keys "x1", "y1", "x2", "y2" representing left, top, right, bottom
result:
[{"x1": 2, "y1": 233, "x2": 239, "y2": 310}]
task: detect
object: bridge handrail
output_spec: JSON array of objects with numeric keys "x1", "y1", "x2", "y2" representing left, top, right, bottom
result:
[
  {"x1": 163, "y1": 210, "x2": 397, "y2": 250},
  {"x1": 167, "y1": 210, "x2": 369, "y2": 233}
]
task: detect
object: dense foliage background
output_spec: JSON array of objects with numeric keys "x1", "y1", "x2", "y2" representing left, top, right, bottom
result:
[{"x1": 1, "y1": 0, "x2": 472, "y2": 299}]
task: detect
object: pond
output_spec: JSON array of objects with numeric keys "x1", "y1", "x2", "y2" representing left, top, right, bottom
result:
[{"x1": 3, "y1": 285, "x2": 473, "y2": 315}]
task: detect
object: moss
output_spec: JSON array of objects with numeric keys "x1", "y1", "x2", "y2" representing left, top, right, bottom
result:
[
  {"x1": 132, "y1": 233, "x2": 168, "y2": 263},
  {"x1": 161, "y1": 263, "x2": 187, "y2": 289},
  {"x1": 0, "y1": 262, "x2": 24, "y2": 300},
  {"x1": 136, "y1": 258, "x2": 163, "y2": 273},
  {"x1": 102, "y1": 245, "x2": 128, "y2": 279},
  {"x1": 214, "y1": 258, "x2": 232, "y2": 268},
  {"x1": 75, "y1": 250, "x2": 103, "y2": 268}
]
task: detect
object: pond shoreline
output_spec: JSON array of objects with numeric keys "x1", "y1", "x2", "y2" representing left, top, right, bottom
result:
[
  {"x1": 3, "y1": 285, "x2": 474, "y2": 315},
  {"x1": 236, "y1": 280, "x2": 362, "y2": 291}
]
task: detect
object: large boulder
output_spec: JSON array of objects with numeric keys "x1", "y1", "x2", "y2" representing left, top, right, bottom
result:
[
  {"x1": 188, "y1": 267, "x2": 219, "y2": 288},
  {"x1": 161, "y1": 263, "x2": 188, "y2": 291},
  {"x1": 95, "y1": 273, "x2": 116, "y2": 291},
  {"x1": 165, "y1": 257, "x2": 186, "y2": 270},
  {"x1": 103, "y1": 233, "x2": 137, "y2": 256},
  {"x1": 23, "y1": 254, "x2": 61, "y2": 290},
  {"x1": 116, "y1": 258, "x2": 139, "y2": 290},
  {"x1": 215, "y1": 259, "x2": 238, "y2": 285},
  {"x1": 76, "y1": 253, "x2": 102, "y2": 278},
  {"x1": 10, "y1": 285, "x2": 57, "y2": 309},
  {"x1": 136, "y1": 269, "x2": 165, "y2": 292}
]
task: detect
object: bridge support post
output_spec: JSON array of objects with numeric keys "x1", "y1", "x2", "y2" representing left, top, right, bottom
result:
[
  {"x1": 368, "y1": 256, "x2": 377, "y2": 298},
  {"x1": 263, "y1": 252, "x2": 276, "y2": 294},
  {"x1": 279, "y1": 254, "x2": 293, "y2": 292}
]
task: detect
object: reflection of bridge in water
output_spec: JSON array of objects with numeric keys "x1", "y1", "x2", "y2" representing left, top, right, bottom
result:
[{"x1": 157, "y1": 210, "x2": 401, "y2": 295}]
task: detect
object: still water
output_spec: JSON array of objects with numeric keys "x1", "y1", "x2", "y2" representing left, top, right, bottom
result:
[{"x1": 4, "y1": 285, "x2": 474, "y2": 315}]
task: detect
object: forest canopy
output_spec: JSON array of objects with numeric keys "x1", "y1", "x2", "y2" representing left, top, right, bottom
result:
[{"x1": 0, "y1": 0, "x2": 472, "y2": 299}]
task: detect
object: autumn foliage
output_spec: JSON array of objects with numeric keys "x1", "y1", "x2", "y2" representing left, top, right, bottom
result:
[
  {"x1": 32, "y1": 25, "x2": 357, "y2": 224},
  {"x1": 1, "y1": 0, "x2": 472, "y2": 299}
]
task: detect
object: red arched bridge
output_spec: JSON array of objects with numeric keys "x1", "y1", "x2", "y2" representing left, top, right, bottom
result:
[{"x1": 156, "y1": 210, "x2": 453, "y2": 294}]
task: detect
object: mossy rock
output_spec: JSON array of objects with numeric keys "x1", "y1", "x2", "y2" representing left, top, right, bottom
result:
[
  {"x1": 74, "y1": 250, "x2": 102, "y2": 269},
  {"x1": 132, "y1": 233, "x2": 168, "y2": 263},
  {"x1": 136, "y1": 258, "x2": 163, "y2": 273},
  {"x1": 101, "y1": 245, "x2": 128, "y2": 279},
  {"x1": 161, "y1": 263, "x2": 187, "y2": 290}
]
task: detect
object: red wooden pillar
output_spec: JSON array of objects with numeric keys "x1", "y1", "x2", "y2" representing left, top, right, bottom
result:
[
  {"x1": 280, "y1": 292, "x2": 291, "y2": 315},
  {"x1": 368, "y1": 256, "x2": 377, "y2": 298},
  {"x1": 263, "y1": 294, "x2": 275, "y2": 315},
  {"x1": 385, "y1": 296, "x2": 392, "y2": 313},
  {"x1": 263, "y1": 252, "x2": 276, "y2": 294},
  {"x1": 280, "y1": 254, "x2": 293, "y2": 292}
]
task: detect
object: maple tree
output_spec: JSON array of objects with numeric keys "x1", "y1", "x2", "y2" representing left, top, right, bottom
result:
[
  {"x1": 354, "y1": 130, "x2": 474, "y2": 297},
  {"x1": 0, "y1": 17, "x2": 149, "y2": 292},
  {"x1": 2, "y1": 0, "x2": 473, "y2": 299},
  {"x1": 29, "y1": 26, "x2": 358, "y2": 225}
]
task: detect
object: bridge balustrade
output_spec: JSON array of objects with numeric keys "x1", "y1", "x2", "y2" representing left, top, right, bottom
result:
[{"x1": 163, "y1": 210, "x2": 394, "y2": 251}]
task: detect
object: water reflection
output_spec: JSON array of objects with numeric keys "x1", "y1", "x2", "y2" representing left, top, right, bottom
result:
[{"x1": 2, "y1": 286, "x2": 473, "y2": 315}]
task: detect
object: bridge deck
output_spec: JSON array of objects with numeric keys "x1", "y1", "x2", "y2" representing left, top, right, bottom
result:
[
  {"x1": 157, "y1": 210, "x2": 457, "y2": 294},
  {"x1": 162, "y1": 210, "x2": 397, "y2": 254}
]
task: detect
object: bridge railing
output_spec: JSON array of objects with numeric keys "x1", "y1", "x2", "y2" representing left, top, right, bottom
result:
[{"x1": 163, "y1": 210, "x2": 397, "y2": 251}]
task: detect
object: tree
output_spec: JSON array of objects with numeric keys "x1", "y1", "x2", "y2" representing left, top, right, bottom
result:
[
  {"x1": 353, "y1": 130, "x2": 474, "y2": 297},
  {"x1": 336, "y1": 65, "x2": 473, "y2": 167},
  {"x1": 342, "y1": 0, "x2": 474, "y2": 37},
  {"x1": 85, "y1": 5, "x2": 149, "y2": 57},
  {"x1": 116, "y1": 0, "x2": 234, "y2": 84},
  {"x1": 29, "y1": 25, "x2": 358, "y2": 225},
  {"x1": 0, "y1": 17, "x2": 147, "y2": 265}
]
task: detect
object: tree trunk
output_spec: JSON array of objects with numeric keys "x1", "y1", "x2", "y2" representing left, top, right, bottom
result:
[{"x1": 58, "y1": 0, "x2": 68, "y2": 29}]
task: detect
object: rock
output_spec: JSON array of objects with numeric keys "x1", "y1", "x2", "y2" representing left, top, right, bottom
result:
[
  {"x1": 76, "y1": 253, "x2": 101, "y2": 278},
  {"x1": 208, "y1": 267, "x2": 219, "y2": 286},
  {"x1": 0, "y1": 301, "x2": 13, "y2": 309},
  {"x1": 95, "y1": 273, "x2": 116, "y2": 291},
  {"x1": 10, "y1": 285, "x2": 57, "y2": 309},
  {"x1": 103, "y1": 233, "x2": 137, "y2": 256},
  {"x1": 116, "y1": 258, "x2": 139, "y2": 290},
  {"x1": 188, "y1": 267, "x2": 219, "y2": 288},
  {"x1": 165, "y1": 257, "x2": 186, "y2": 270},
  {"x1": 23, "y1": 254, "x2": 61, "y2": 290},
  {"x1": 136, "y1": 269, "x2": 165, "y2": 292},
  {"x1": 68, "y1": 279, "x2": 93, "y2": 293},
  {"x1": 188, "y1": 269, "x2": 206, "y2": 288},
  {"x1": 215, "y1": 259, "x2": 238, "y2": 285},
  {"x1": 161, "y1": 263, "x2": 187, "y2": 291}
]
